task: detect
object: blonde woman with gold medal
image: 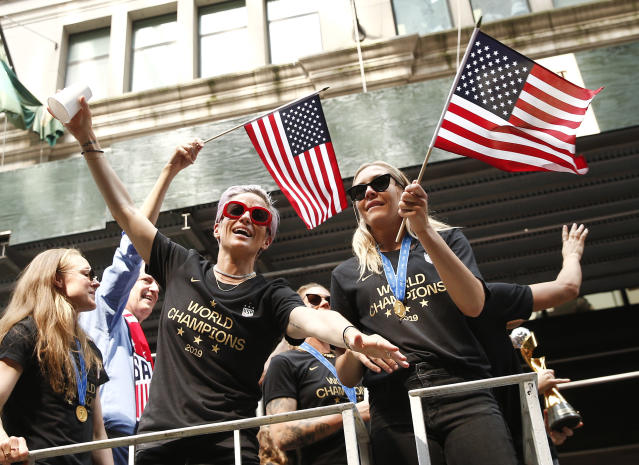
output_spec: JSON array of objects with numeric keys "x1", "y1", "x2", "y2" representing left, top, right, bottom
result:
[
  {"x1": 332, "y1": 161, "x2": 518, "y2": 465},
  {"x1": 0, "y1": 249, "x2": 112, "y2": 465}
]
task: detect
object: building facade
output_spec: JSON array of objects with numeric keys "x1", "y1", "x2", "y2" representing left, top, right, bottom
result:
[{"x1": 1, "y1": 1, "x2": 638, "y2": 463}]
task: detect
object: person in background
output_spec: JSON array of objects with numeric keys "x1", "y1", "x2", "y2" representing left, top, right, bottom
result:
[
  {"x1": 0, "y1": 248, "x2": 112, "y2": 465},
  {"x1": 79, "y1": 139, "x2": 202, "y2": 465},
  {"x1": 262, "y1": 283, "x2": 369, "y2": 465}
]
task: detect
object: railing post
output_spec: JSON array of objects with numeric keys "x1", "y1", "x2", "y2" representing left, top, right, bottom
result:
[
  {"x1": 234, "y1": 429, "x2": 242, "y2": 465},
  {"x1": 409, "y1": 394, "x2": 431, "y2": 465},
  {"x1": 519, "y1": 379, "x2": 553, "y2": 465},
  {"x1": 342, "y1": 407, "x2": 361, "y2": 465}
]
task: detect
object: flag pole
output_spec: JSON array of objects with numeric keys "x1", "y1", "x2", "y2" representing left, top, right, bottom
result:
[
  {"x1": 350, "y1": 0, "x2": 367, "y2": 93},
  {"x1": 394, "y1": 19, "x2": 482, "y2": 243},
  {"x1": 202, "y1": 87, "x2": 330, "y2": 144}
]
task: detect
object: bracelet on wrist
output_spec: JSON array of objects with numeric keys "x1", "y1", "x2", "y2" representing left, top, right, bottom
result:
[
  {"x1": 81, "y1": 149, "x2": 105, "y2": 160},
  {"x1": 342, "y1": 325, "x2": 357, "y2": 350}
]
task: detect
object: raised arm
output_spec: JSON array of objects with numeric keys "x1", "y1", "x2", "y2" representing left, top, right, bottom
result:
[
  {"x1": 54, "y1": 97, "x2": 200, "y2": 262},
  {"x1": 400, "y1": 181, "x2": 485, "y2": 316},
  {"x1": 530, "y1": 224, "x2": 588, "y2": 312}
]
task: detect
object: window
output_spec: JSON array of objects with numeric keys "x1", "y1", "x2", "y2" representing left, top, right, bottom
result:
[
  {"x1": 267, "y1": 0, "x2": 322, "y2": 64},
  {"x1": 554, "y1": 0, "x2": 593, "y2": 7},
  {"x1": 470, "y1": 0, "x2": 530, "y2": 23},
  {"x1": 130, "y1": 14, "x2": 178, "y2": 92},
  {"x1": 392, "y1": 0, "x2": 452, "y2": 36},
  {"x1": 65, "y1": 28, "x2": 110, "y2": 100},
  {"x1": 199, "y1": 1, "x2": 251, "y2": 78}
]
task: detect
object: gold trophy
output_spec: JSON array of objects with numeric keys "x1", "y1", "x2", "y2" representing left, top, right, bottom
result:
[{"x1": 510, "y1": 327, "x2": 582, "y2": 431}]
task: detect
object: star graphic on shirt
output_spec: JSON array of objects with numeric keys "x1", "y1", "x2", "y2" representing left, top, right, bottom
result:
[
  {"x1": 385, "y1": 309, "x2": 392, "y2": 318},
  {"x1": 420, "y1": 299, "x2": 429, "y2": 307},
  {"x1": 177, "y1": 327, "x2": 184, "y2": 336},
  {"x1": 194, "y1": 335, "x2": 202, "y2": 345},
  {"x1": 211, "y1": 344, "x2": 220, "y2": 353},
  {"x1": 405, "y1": 306, "x2": 411, "y2": 313},
  {"x1": 210, "y1": 299, "x2": 217, "y2": 308},
  {"x1": 334, "y1": 398, "x2": 342, "y2": 404}
]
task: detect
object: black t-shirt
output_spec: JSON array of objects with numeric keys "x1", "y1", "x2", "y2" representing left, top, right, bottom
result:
[
  {"x1": 331, "y1": 228, "x2": 491, "y2": 382},
  {"x1": 0, "y1": 317, "x2": 107, "y2": 465},
  {"x1": 262, "y1": 349, "x2": 365, "y2": 465},
  {"x1": 468, "y1": 282, "x2": 533, "y2": 461},
  {"x1": 139, "y1": 232, "x2": 304, "y2": 438}
]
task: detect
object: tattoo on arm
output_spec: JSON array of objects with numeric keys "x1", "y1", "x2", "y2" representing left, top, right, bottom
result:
[{"x1": 266, "y1": 397, "x2": 340, "y2": 450}]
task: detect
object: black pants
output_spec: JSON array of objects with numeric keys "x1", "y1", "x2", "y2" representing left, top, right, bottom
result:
[
  {"x1": 134, "y1": 430, "x2": 259, "y2": 465},
  {"x1": 369, "y1": 361, "x2": 518, "y2": 465}
]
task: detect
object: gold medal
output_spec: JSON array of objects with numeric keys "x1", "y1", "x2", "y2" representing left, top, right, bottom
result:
[
  {"x1": 76, "y1": 405, "x2": 88, "y2": 422},
  {"x1": 393, "y1": 300, "x2": 406, "y2": 319}
]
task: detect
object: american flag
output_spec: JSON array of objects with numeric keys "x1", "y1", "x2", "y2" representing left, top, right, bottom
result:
[
  {"x1": 244, "y1": 94, "x2": 347, "y2": 229},
  {"x1": 434, "y1": 31, "x2": 602, "y2": 175}
]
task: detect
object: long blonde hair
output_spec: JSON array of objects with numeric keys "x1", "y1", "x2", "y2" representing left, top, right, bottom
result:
[
  {"x1": 0, "y1": 248, "x2": 101, "y2": 401},
  {"x1": 351, "y1": 161, "x2": 451, "y2": 278}
]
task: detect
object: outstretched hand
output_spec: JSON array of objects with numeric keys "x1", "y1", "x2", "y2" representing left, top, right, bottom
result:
[
  {"x1": 346, "y1": 332, "x2": 409, "y2": 369},
  {"x1": 349, "y1": 350, "x2": 402, "y2": 374},
  {"x1": 167, "y1": 139, "x2": 204, "y2": 174},
  {"x1": 562, "y1": 223, "x2": 588, "y2": 261}
]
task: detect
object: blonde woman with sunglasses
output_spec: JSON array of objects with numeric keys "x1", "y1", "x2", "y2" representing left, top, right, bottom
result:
[
  {"x1": 55, "y1": 98, "x2": 407, "y2": 465},
  {"x1": 332, "y1": 161, "x2": 518, "y2": 465},
  {"x1": 0, "y1": 249, "x2": 112, "y2": 465}
]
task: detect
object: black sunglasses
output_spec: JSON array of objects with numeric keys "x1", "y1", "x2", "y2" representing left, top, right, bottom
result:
[
  {"x1": 347, "y1": 173, "x2": 394, "y2": 202},
  {"x1": 305, "y1": 293, "x2": 330, "y2": 306}
]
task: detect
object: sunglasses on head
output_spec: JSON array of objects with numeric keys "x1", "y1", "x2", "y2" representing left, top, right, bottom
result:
[
  {"x1": 222, "y1": 200, "x2": 272, "y2": 226},
  {"x1": 305, "y1": 293, "x2": 330, "y2": 306},
  {"x1": 347, "y1": 173, "x2": 395, "y2": 202}
]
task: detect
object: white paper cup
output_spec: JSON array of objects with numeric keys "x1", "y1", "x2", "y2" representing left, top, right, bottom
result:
[{"x1": 47, "y1": 84, "x2": 92, "y2": 123}]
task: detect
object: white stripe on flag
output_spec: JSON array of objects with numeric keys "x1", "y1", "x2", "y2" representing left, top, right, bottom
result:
[
  {"x1": 273, "y1": 112, "x2": 325, "y2": 225},
  {"x1": 438, "y1": 127, "x2": 581, "y2": 173},
  {"x1": 298, "y1": 152, "x2": 330, "y2": 224},
  {"x1": 319, "y1": 144, "x2": 343, "y2": 215},
  {"x1": 444, "y1": 108, "x2": 577, "y2": 165},
  {"x1": 449, "y1": 95, "x2": 575, "y2": 152},
  {"x1": 519, "y1": 90, "x2": 585, "y2": 122},
  {"x1": 511, "y1": 106, "x2": 578, "y2": 136},
  {"x1": 250, "y1": 119, "x2": 315, "y2": 228},
  {"x1": 527, "y1": 73, "x2": 594, "y2": 108}
]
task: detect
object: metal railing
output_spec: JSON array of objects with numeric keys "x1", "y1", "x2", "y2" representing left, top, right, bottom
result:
[
  {"x1": 27, "y1": 403, "x2": 370, "y2": 465},
  {"x1": 408, "y1": 372, "x2": 553, "y2": 465}
]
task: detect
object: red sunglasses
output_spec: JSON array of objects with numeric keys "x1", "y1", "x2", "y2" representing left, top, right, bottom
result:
[{"x1": 222, "y1": 201, "x2": 272, "y2": 226}]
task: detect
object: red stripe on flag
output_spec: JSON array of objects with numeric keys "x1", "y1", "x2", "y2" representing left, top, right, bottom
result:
[
  {"x1": 515, "y1": 98, "x2": 581, "y2": 129},
  {"x1": 447, "y1": 102, "x2": 575, "y2": 155},
  {"x1": 300, "y1": 150, "x2": 330, "y2": 222},
  {"x1": 439, "y1": 118, "x2": 580, "y2": 172},
  {"x1": 508, "y1": 113, "x2": 575, "y2": 145},
  {"x1": 324, "y1": 142, "x2": 347, "y2": 212},
  {"x1": 522, "y1": 82, "x2": 587, "y2": 115},
  {"x1": 313, "y1": 146, "x2": 337, "y2": 217},
  {"x1": 434, "y1": 136, "x2": 587, "y2": 174},
  {"x1": 530, "y1": 65, "x2": 601, "y2": 100},
  {"x1": 267, "y1": 114, "x2": 321, "y2": 226},
  {"x1": 255, "y1": 117, "x2": 314, "y2": 228}
]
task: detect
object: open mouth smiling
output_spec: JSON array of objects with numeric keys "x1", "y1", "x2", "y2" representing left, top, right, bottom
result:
[{"x1": 232, "y1": 227, "x2": 252, "y2": 238}]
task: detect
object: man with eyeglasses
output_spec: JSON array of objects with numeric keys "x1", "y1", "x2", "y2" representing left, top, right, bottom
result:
[
  {"x1": 262, "y1": 283, "x2": 369, "y2": 465},
  {"x1": 79, "y1": 139, "x2": 202, "y2": 465}
]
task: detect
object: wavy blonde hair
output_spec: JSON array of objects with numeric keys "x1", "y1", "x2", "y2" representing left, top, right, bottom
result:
[
  {"x1": 351, "y1": 161, "x2": 451, "y2": 278},
  {"x1": 0, "y1": 248, "x2": 101, "y2": 401}
]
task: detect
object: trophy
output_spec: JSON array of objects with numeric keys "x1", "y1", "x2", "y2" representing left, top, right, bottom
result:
[{"x1": 510, "y1": 327, "x2": 582, "y2": 431}]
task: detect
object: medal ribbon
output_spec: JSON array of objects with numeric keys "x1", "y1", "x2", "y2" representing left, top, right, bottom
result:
[
  {"x1": 73, "y1": 339, "x2": 87, "y2": 407},
  {"x1": 300, "y1": 342, "x2": 357, "y2": 404},
  {"x1": 378, "y1": 235, "x2": 412, "y2": 304}
]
